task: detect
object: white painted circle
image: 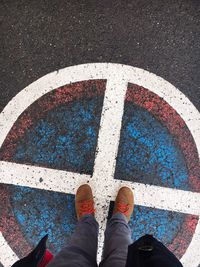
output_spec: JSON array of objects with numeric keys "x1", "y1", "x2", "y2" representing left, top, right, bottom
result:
[{"x1": 0, "y1": 63, "x2": 200, "y2": 267}]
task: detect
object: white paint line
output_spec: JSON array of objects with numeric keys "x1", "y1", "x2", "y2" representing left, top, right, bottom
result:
[
  {"x1": 0, "y1": 63, "x2": 200, "y2": 266},
  {"x1": 90, "y1": 75, "x2": 128, "y2": 262},
  {"x1": 112, "y1": 179, "x2": 200, "y2": 216},
  {"x1": 0, "y1": 63, "x2": 108, "y2": 148},
  {"x1": 124, "y1": 66, "x2": 200, "y2": 155},
  {"x1": 0, "y1": 161, "x2": 90, "y2": 194},
  {"x1": 0, "y1": 232, "x2": 19, "y2": 266},
  {"x1": 94, "y1": 200, "x2": 111, "y2": 263},
  {"x1": 92, "y1": 77, "x2": 128, "y2": 194},
  {"x1": 181, "y1": 220, "x2": 200, "y2": 267},
  {"x1": 1, "y1": 64, "x2": 200, "y2": 156},
  {"x1": 1, "y1": 161, "x2": 200, "y2": 216}
]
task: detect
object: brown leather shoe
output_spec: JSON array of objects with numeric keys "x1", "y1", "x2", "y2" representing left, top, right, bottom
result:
[
  {"x1": 75, "y1": 184, "x2": 95, "y2": 221},
  {"x1": 113, "y1": 187, "x2": 134, "y2": 221}
]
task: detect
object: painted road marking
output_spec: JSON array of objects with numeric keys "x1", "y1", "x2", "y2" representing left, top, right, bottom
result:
[
  {"x1": 0, "y1": 233, "x2": 18, "y2": 266},
  {"x1": 0, "y1": 63, "x2": 200, "y2": 267},
  {"x1": 92, "y1": 77, "x2": 128, "y2": 252},
  {"x1": 1, "y1": 161, "x2": 200, "y2": 215}
]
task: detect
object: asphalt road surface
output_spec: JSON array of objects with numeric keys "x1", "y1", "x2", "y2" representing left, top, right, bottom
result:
[
  {"x1": 0, "y1": 0, "x2": 200, "y2": 112},
  {"x1": 0, "y1": 1, "x2": 200, "y2": 267}
]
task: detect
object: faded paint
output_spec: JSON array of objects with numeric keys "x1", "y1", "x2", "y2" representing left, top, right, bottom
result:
[
  {"x1": 0, "y1": 64, "x2": 200, "y2": 267},
  {"x1": 0, "y1": 80, "x2": 198, "y2": 259}
]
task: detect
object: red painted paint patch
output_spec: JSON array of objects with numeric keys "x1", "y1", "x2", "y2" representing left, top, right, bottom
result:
[
  {"x1": 168, "y1": 215, "x2": 198, "y2": 258},
  {"x1": 126, "y1": 84, "x2": 200, "y2": 192},
  {"x1": 0, "y1": 184, "x2": 31, "y2": 258},
  {"x1": 0, "y1": 80, "x2": 106, "y2": 161},
  {"x1": 0, "y1": 80, "x2": 199, "y2": 260}
]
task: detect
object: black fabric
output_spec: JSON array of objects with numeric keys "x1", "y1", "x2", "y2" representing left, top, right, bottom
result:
[
  {"x1": 11, "y1": 235, "x2": 48, "y2": 267},
  {"x1": 11, "y1": 234, "x2": 183, "y2": 267},
  {"x1": 125, "y1": 235, "x2": 183, "y2": 267}
]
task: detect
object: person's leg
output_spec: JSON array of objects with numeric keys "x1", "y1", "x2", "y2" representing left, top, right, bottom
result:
[
  {"x1": 47, "y1": 184, "x2": 98, "y2": 267},
  {"x1": 47, "y1": 214, "x2": 98, "y2": 267},
  {"x1": 100, "y1": 187, "x2": 134, "y2": 267}
]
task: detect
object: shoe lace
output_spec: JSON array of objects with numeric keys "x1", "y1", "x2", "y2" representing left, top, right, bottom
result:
[
  {"x1": 79, "y1": 200, "x2": 95, "y2": 216},
  {"x1": 116, "y1": 202, "x2": 130, "y2": 215}
]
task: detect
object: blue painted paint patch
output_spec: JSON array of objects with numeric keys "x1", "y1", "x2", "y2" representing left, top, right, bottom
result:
[
  {"x1": 129, "y1": 205, "x2": 184, "y2": 245},
  {"x1": 9, "y1": 97, "x2": 190, "y2": 254},
  {"x1": 10, "y1": 96, "x2": 103, "y2": 254},
  {"x1": 115, "y1": 103, "x2": 189, "y2": 190},
  {"x1": 13, "y1": 96, "x2": 104, "y2": 175},
  {"x1": 9, "y1": 185, "x2": 76, "y2": 255},
  {"x1": 108, "y1": 201, "x2": 185, "y2": 247}
]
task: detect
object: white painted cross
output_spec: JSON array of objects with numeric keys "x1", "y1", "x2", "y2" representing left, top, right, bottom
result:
[{"x1": 0, "y1": 63, "x2": 200, "y2": 267}]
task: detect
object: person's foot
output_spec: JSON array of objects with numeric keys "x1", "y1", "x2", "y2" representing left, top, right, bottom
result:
[
  {"x1": 75, "y1": 184, "x2": 95, "y2": 220},
  {"x1": 113, "y1": 187, "x2": 134, "y2": 221}
]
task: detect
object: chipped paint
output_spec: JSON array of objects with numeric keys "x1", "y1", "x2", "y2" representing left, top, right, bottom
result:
[{"x1": 0, "y1": 63, "x2": 200, "y2": 267}]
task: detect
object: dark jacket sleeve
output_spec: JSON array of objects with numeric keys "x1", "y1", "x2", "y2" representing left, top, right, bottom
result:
[
  {"x1": 11, "y1": 235, "x2": 54, "y2": 267},
  {"x1": 125, "y1": 235, "x2": 183, "y2": 267}
]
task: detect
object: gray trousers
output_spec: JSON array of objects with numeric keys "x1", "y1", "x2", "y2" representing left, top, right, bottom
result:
[{"x1": 47, "y1": 213, "x2": 132, "y2": 267}]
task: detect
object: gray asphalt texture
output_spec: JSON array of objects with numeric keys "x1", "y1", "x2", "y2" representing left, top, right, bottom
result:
[
  {"x1": 0, "y1": 0, "x2": 200, "y2": 113},
  {"x1": 0, "y1": 1, "x2": 200, "y2": 266}
]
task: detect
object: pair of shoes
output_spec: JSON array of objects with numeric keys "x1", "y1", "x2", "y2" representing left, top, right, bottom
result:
[{"x1": 75, "y1": 184, "x2": 134, "y2": 221}]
